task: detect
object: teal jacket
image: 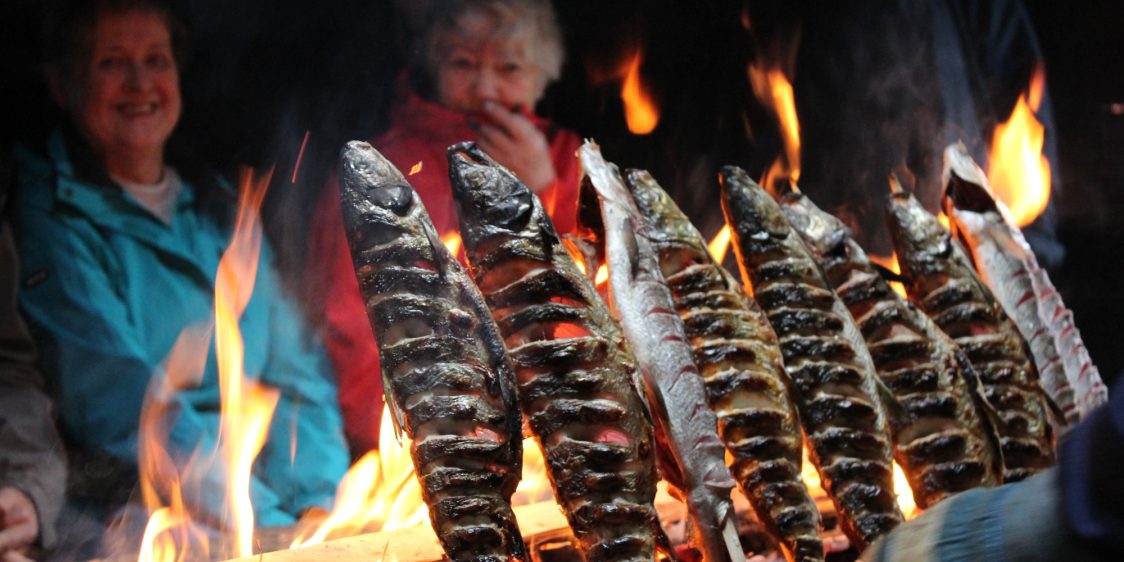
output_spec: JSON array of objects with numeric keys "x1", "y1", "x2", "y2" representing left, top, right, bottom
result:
[{"x1": 14, "y1": 132, "x2": 347, "y2": 527}]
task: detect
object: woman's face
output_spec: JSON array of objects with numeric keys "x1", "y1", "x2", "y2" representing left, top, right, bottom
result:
[
  {"x1": 60, "y1": 10, "x2": 181, "y2": 161},
  {"x1": 434, "y1": 19, "x2": 545, "y2": 117}
]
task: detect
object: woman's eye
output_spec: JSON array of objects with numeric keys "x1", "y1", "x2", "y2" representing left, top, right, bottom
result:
[
  {"x1": 147, "y1": 53, "x2": 171, "y2": 69},
  {"x1": 97, "y1": 56, "x2": 126, "y2": 70},
  {"x1": 500, "y1": 62, "x2": 521, "y2": 74}
]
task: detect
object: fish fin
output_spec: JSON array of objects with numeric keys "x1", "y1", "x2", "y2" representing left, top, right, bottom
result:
[
  {"x1": 381, "y1": 366, "x2": 407, "y2": 442},
  {"x1": 953, "y1": 349, "x2": 1007, "y2": 474}
]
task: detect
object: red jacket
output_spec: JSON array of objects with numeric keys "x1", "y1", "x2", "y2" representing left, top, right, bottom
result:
[{"x1": 309, "y1": 88, "x2": 582, "y2": 456}]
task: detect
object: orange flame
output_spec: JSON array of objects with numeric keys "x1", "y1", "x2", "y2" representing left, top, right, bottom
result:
[
  {"x1": 892, "y1": 462, "x2": 919, "y2": 520},
  {"x1": 620, "y1": 51, "x2": 659, "y2": 135},
  {"x1": 136, "y1": 169, "x2": 278, "y2": 562},
  {"x1": 441, "y1": 231, "x2": 463, "y2": 258},
  {"x1": 868, "y1": 254, "x2": 907, "y2": 299},
  {"x1": 594, "y1": 264, "x2": 609, "y2": 287},
  {"x1": 292, "y1": 405, "x2": 556, "y2": 548},
  {"x1": 409, "y1": 161, "x2": 423, "y2": 176},
  {"x1": 749, "y1": 65, "x2": 801, "y2": 190},
  {"x1": 707, "y1": 225, "x2": 732, "y2": 264},
  {"x1": 291, "y1": 130, "x2": 310, "y2": 184},
  {"x1": 987, "y1": 66, "x2": 1051, "y2": 226}
]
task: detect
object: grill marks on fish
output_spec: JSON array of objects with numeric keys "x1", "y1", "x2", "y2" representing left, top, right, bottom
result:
[
  {"x1": 779, "y1": 193, "x2": 1002, "y2": 509},
  {"x1": 719, "y1": 167, "x2": 901, "y2": 550},
  {"x1": 885, "y1": 190, "x2": 1055, "y2": 482},
  {"x1": 941, "y1": 144, "x2": 1107, "y2": 428},
  {"x1": 339, "y1": 142, "x2": 525, "y2": 562},
  {"x1": 628, "y1": 169, "x2": 823, "y2": 562},
  {"x1": 448, "y1": 142, "x2": 662, "y2": 562}
]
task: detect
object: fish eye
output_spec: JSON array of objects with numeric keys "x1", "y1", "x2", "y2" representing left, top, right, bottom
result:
[{"x1": 372, "y1": 183, "x2": 413, "y2": 216}]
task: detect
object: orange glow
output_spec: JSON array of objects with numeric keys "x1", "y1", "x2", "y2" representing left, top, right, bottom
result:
[
  {"x1": 441, "y1": 231, "x2": 462, "y2": 258},
  {"x1": 707, "y1": 225, "x2": 732, "y2": 264},
  {"x1": 987, "y1": 66, "x2": 1051, "y2": 226},
  {"x1": 800, "y1": 446, "x2": 826, "y2": 499},
  {"x1": 937, "y1": 212, "x2": 951, "y2": 230},
  {"x1": 594, "y1": 264, "x2": 609, "y2": 286},
  {"x1": 869, "y1": 254, "x2": 907, "y2": 299},
  {"x1": 892, "y1": 462, "x2": 919, "y2": 520},
  {"x1": 620, "y1": 51, "x2": 659, "y2": 135},
  {"x1": 292, "y1": 406, "x2": 556, "y2": 548},
  {"x1": 409, "y1": 161, "x2": 423, "y2": 176},
  {"x1": 291, "y1": 130, "x2": 310, "y2": 184},
  {"x1": 749, "y1": 65, "x2": 801, "y2": 188}
]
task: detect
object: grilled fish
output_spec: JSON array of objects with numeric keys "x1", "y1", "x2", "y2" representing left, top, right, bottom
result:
[
  {"x1": 884, "y1": 186, "x2": 1056, "y2": 482},
  {"x1": 718, "y1": 167, "x2": 902, "y2": 550},
  {"x1": 339, "y1": 141, "x2": 525, "y2": 561},
  {"x1": 579, "y1": 142, "x2": 744, "y2": 562},
  {"x1": 942, "y1": 144, "x2": 1107, "y2": 428},
  {"x1": 447, "y1": 142, "x2": 664, "y2": 562},
  {"x1": 779, "y1": 190, "x2": 1003, "y2": 508},
  {"x1": 627, "y1": 169, "x2": 824, "y2": 562}
]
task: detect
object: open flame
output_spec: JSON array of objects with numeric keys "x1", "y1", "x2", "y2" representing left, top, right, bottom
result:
[
  {"x1": 620, "y1": 50, "x2": 660, "y2": 135},
  {"x1": 409, "y1": 161, "x2": 423, "y2": 176},
  {"x1": 987, "y1": 66, "x2": 1051, "y2": 226},
  {"x1": 136, "y1": 169, "x2": 277, "y2": 562},
  {"x1": 707, "y1": 225, "x2": 732, "y2": 264},
  {"x1": 441, "y1": 231, "x2": 463, "y2": 258},
  {"x1": 749, "y1": 64, "x2": 801, "y2": 192},
  {"x1": 868, "y1": 254, "x2": 907, "y2": 299},
  {"x1": 892, "y1": 462, "x2": 919, "y2": 520}
]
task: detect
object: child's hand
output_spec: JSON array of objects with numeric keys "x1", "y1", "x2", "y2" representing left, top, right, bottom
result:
[{"x1": 477, "y1": 101, "x2": 558, "y2": 193}]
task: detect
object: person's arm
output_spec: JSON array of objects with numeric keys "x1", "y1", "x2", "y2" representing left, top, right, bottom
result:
[
  {"x1": 253, "y1": 244, "x2": 349, "y2": 517},
  {"x1": 17, "y1": 206, "x2": 292, "y2": 528},
  {"x1": 0, "y1": 194, "x2": 65, "y2": 556}
]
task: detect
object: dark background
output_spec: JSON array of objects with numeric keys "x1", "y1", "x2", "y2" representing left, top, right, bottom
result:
[{"x1": 2, "y1": 0, "x2": 1121, "y2": 385}]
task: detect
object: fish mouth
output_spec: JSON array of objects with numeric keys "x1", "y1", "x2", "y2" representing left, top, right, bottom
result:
[
  {"x1": 341, "y1": 141, "x2": 414, "y2": 216},
  {"x1": 944, "y1": 177, "x2": 999, "y2": 215}
]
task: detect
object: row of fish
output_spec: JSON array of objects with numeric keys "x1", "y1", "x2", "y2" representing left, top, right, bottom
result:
[{"x1": 337, "y1": 139, "x2": 1106, "y2": 562}]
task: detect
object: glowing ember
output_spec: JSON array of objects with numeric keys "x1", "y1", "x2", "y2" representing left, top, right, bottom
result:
[
  {"x1": 937, "y1": 211, "x2": 951, "y2": 230},
  {"x1": 291, "y1": 130, "x2": 310, "y2": 184},
  {"x1": 707, "y1": 224, "x2": 732, "y2": 264},
  {"x1": 409, "y1": 161, "x2": 423, "y2": 176},
  {"x1": 868, "y1": 254, "x2": 907, "y2": 299},
  {"x1": 620, "y1": 51, "x2": 659, "y2": 135},
  {"x1": 800, "y1": 446, "x2": 825, "y2": 499},
  {"x1": 594, "y1": 264, "x2": 609, "y2": 286},
  {"x1": 987, "y1": 66, "x2": 1051, "y2": 226},
  {"x1": 892, "y1": 462, "x2": 919, "y2": 520}
]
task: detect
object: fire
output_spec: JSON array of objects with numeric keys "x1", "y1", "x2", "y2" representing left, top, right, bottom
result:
[
  {"x1": 594, "y1": 264, "x2": 609, "y2": 286},
  {"x1": 620, "y1": 50, "x2": 659, "y2": 135},
  {"x1": 868, "y1": 254, "x2": 907, "y2": 299},
  {"x1": 291, "y1": 130, "x2": 310, "y2": 184},
  {"x1": 292, "y1": 406, "x2": 556, "y2": 548},
  {"x1": 409, "y1": 161, "x2": 423, "y2": 176},
  {"x1": 136, "y1": 169, "x2": 278, "y2": 562},
  {"x1": 987, "y1": 66, "x2": 1051, "y2": 226},
  {"x1": 749, "y1": 65, "x2": 801, "y2": 190},
  {"x1": 707, "y1": 224, "x2": 732, "y2": 264},
  {"x1": 441, "y1": 231, "x2": 462, "y2": 257},
  {"x1": 892, "y1": 462, "x2": 919, "y2": 520}
]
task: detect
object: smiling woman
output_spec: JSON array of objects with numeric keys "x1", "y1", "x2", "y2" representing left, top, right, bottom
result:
[{"x1": 11, "y1": 1, "x2": 349, "y2": 558}]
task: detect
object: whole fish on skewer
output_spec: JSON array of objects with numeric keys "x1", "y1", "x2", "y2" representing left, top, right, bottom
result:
[
  {"x1": 626, "y1": 169, "x2": 824, "y2": 562},
  {"x1": 579, "y1": 142, "x2": 745, "y2": 562},
  {"x1": 718, "y1": 167, "x2": 902, "y2": 550},
  {"x1": 447, "y1": 142, "x2": 665, "y2": 562},
  {"x1": 338, "y1": 141, "x2": 525, "y2": 562},
  {"x1": 884, "y1": 185, "x2": 1056, "y2": 482},
  {"x1": 941, "y1": 143, "x2": 1108, "y2": 428},
  {"x1": 779, "y1": 189, "x2": 1003, "y2": 508}
]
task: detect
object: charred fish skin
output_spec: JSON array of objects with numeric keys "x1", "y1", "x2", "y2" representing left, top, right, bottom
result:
[
  {"x1": 339, "y1": 141, "x2": 526, "y2": 562},
  {"x1": 718, "y1": 166, "x2": 902, "y2": 550},
  {"x1": 885, "y1": 189, "x2": 1056, "y2": 483},
  {"x1": 627, "y1": 169, "x2": 824, "y2": 562},
  {"x1": 579, "y1": 143, "x2": 745, "y2": 562},
  {"x1": 942, "y1": 144, "x2": 1107, "y2": 428},
  {"x1": 780, "y1": 192, "x2": 1003, "y2": 509},
  {"x1": 447, "y1": 142, "x2": 662, "y2": 562}
]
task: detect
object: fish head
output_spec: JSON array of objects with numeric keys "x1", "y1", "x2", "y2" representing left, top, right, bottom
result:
[
  {"x1": 625, "y1": 168, "x2": 703, "y2": 251},
  {"x1": 885, "y1": 191, "x2": 956, "y2": 277},
  {"x1": 339, "y1": 141, "x2": 422, "y2": 245},
  {"x1": 447, "y1": 141, "x2": 541, "y2": 251},
  {"x1": 779, "y1": 192, "x2": 851, "y2": 259},
  {"x1": 718, "y1": 165, "x2": 790, "y2": 247}
]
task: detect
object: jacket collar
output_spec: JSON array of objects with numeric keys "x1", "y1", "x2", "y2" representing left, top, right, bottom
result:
[{"x1": 389, "y1": 76, "x2": 555, "y2": 142}]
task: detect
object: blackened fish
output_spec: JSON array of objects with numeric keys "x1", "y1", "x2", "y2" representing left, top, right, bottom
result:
[
  {"x1": 579, "y1": 142, "x2": 744, "y2": 562},
  {"x1": 885, "y1": 186, "x2": 1055, "y2": 482},
  {"x1": 780, "y1": 190, "x2": 1003, "y2": 509},
  {"x1": 627, "y1": 169, "x2": 824, "y2": 562},
  {"x1": 339, "y1": 141, "x2": 525, "y2": 561},
  {"x1": 719, "y1": 167, "x2": 902, "y2": 550},
  {"x1": 447, "y1": 142, "x2": 664, "y2": 562}
]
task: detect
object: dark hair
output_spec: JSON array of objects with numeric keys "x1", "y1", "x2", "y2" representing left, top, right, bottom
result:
[{"x1": 42, "y1": 0, "x2": 189, "y2": 83}]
